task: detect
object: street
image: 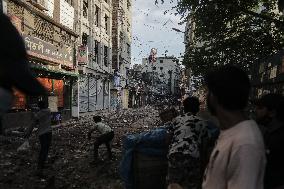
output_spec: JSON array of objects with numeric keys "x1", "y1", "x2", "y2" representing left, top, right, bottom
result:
[{"x1": 0, "y1": 107, "x2": 161, "y2": 189}]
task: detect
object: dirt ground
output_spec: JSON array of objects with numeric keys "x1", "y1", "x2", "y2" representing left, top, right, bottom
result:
[{"x1": 0, "y1": 107, "x2": 162, "y2": 189}]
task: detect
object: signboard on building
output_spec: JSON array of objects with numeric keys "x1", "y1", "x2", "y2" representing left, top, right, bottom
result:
[
  {"x1": 77, "y1": 45, "x2": 88, "y2": 65},
  {"x1": 23, "y1": 35, "x2": 74, "y2": 68},
  {"x1": 148, "y1": 48, "x2": 157, "y2": 63},
  {"x1": 270, "y1": 66, "x2": 277, "y2": 79}
]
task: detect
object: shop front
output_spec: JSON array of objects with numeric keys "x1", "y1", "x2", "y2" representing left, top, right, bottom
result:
[
  {"x1": 11, "y1": 60, "x2": 78, "y2": 125},
  {"x1": 2, "y1": 0, "x2": 78, "y2": 131},
  {"x1": 4, "y1": 31, "x2": 77, "y2": 127}
]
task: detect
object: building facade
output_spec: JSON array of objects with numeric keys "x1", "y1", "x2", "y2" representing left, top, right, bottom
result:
[
  {"x1": 111, "y1": 0, "x2": 132, "y2": 109},
  {"x1": 142, "y1": 56, "x2": 181, "y2": 96},
  {"x1": 3, "y1": 0, "x2": 78, "y2": 127},
  {"x1": 76, "y1": 0, "x2": 113, "y2": 113}
]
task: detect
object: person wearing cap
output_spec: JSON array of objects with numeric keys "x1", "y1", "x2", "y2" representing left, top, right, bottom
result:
[
  {"x1": 0, "y1": 13, "x2": 46, "y2": 133},
  {"x1": 254, "y1": 93, "x2": 284, "y2": 189},
  {"x1": 202, "y1": 66, "x2": 266, "y2": 189}
]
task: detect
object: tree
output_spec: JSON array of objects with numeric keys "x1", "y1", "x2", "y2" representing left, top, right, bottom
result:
[{"x1": 158, "y1": 0, "x2": 284, "y2": 75}]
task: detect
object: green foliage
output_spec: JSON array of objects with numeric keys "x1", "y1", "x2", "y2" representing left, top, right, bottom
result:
[{"x1": 158, "y1": 0, "x2": 284, "y2": 75}]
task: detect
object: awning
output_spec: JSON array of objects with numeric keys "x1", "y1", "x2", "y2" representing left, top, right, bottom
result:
[{"x1": 31, "y1": 64, "x2": 79, "y2": 79}]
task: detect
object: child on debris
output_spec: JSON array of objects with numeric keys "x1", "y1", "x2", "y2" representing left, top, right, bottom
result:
[
  {"x1": 25, "y1": 101, "x2": 52, "y2": 175},
  {"x1": 88, "y1": 116, "x2": 114, "y2": 162}
]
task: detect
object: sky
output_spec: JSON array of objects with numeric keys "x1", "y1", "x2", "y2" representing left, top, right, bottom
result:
[{"x1": 131, "y1": 0, "x2": 186, "y2": 66}]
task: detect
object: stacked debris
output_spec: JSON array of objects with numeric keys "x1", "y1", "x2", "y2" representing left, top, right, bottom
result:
[{"x1": 0, "y1": 107, "x2": 161, "y2": 189}]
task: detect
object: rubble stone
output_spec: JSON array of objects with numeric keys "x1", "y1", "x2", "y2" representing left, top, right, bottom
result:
[{"x1": 0, "y1": 107, "x2": 161, "y2": 189}]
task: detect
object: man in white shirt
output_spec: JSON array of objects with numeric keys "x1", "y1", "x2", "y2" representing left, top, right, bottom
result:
[
  {"x1": 88, "y1": 116, "x2": 114, "y2": 162},
  {"x1": 202, "y1": 66, "x2": 266, "y2": 189}
]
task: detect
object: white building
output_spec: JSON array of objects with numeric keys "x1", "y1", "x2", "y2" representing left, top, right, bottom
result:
[
  {"x1": 111, "y1": 0, "x2": 132, "y2": 109},
  {"x1": 77, "y1": 0, "x2": 113, "y2": 113},
  {"x1": 141, "y1": 56, "x2": 181, "y2": 95}
]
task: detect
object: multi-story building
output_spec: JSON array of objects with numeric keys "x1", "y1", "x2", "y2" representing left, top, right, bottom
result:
[
  {"x1": 76, "y1": 0, "x2": 113, "y2": 113},
  {"x1": 2, "y1": 0, "x2": 78, "y2": 128},
  {"x1": 111, "y1": 0, "x2": 132, "y2": 109},
  {"x1": 128, "y1": 64, "x2": 147, "y2": 108},
  {"x1": 141, "y1": 56, "x2": 181, "y2": 96}
]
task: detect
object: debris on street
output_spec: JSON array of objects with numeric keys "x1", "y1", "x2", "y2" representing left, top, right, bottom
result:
[{"x1": 0, "y1": 107, "x2": 161, "y2": 189}]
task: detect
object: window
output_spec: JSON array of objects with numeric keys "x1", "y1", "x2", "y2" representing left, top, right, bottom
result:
[
  {"x1": 119, "y1": 32, "x2": 123, "y2": 51},
  {"x1": 83, "y1": 0, "x2": 88, "y2": 18},
  {"x1": 160, "y1": 60, "x2": 164, "y2": 63},
  {"x1": 153, "y1": 66, "x2": 156, "y2": 70},
  {"x1": 105, "y1": 15, "x2": 109, "y2": 34},
  {"x1": 160, "y1": 67, "x2": 163, "y2": 70},
  {"x1": 104, "y1": 46, "x2": 108, "y2": 67},
  {"x1": 93, "y1": 40, "x2": 99, "y2": 64},
  {"x1": 82, "y1": 33, "x2": 88, "y2": 46},
  {"x1": 95, "y1": 5, "x2": 99, "y2": 27}
]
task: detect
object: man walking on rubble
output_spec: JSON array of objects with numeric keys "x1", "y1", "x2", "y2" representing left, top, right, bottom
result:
[
  {"x1": 167, "y1": 96, "x2": 210, "y2": 189},
  {"x1": 88, "y1": 116, "x2": 114, "y2": 163},
  {"x1": 202, "y1": 66, "x2": 266, "y2": 189}
]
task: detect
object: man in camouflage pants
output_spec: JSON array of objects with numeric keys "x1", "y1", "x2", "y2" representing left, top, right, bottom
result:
[{"x1": 167, "y1": 97, "x2": 210, "y2": 189}]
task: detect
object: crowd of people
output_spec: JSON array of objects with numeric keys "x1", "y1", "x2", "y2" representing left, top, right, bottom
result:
[
  {"x1": 164, "y1": 66, "x2": 284, "y2": 189},
  {"x1": 1, "y1": 12, "x2": 284, "y2": 189}
]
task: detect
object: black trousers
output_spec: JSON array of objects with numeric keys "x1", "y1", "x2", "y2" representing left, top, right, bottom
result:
[
  {"x1": 38, "y1": 132, "x2": 52, "y2": 169},
  {"x1": 94, "y1": 131, "x2": 114, "y2": 159}
]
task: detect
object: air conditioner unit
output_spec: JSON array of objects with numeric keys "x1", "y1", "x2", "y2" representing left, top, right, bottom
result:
[{"x1": 28, "y1": 0, "x2": 48, "y2": 11}]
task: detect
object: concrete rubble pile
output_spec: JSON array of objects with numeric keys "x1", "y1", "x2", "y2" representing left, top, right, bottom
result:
[{"x1": 0, "y1": 107, "x2": 161, "y2": 189}]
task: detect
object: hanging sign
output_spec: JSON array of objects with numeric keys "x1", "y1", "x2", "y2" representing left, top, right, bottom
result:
[{"x1": 77, "y1": 45, "x2": 89, "y2": 65}]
